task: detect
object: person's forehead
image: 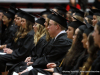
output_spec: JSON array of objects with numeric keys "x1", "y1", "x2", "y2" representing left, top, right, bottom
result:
[
  {"x1": 49, "y1": 20, "x2": 54, "y2": 23},
  {"x1": 0, "y1": 12, "x2": 3, "y2": 14}
]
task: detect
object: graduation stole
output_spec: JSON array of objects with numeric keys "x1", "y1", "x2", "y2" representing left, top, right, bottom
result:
[{"x1": 59, "y1": 58, "x2": 65, "y2": 67}]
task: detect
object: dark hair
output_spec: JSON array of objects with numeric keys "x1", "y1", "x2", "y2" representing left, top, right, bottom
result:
[
  {"x1": 63, "y1": 29, "x2": 84, "y2": 70},
  {"x1": 81, "y1": 33, "x2": 99, "y2": 75}
]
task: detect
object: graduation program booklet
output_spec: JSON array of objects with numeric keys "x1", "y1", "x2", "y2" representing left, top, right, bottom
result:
[
  {"x1": 38, "y1": 72, "x2": 45, "y2": 75},
  {"x1": 0, "y1": 52, "x2": 6, "y2": 55}
]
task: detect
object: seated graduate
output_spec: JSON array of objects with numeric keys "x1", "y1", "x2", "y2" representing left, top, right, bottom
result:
[
  {"x1": 46, "y1": 18, "x2": 86, "y2": 75},
  {"x1": 88, "y1": 22, "x2": 100, "y2": 75},
  {"x1": 8, "y1": 16, "x2": 49, "y2": 75},
  {"x1": 40, "y1": 8, "x2": 51, "y2": 19},
  {"x1": 84, "y1": 11, "x2": 93, "y2": 25},
  {"x1": 0, "y1": 9, "x2": 24, "y2": 50},
  {"x1": 70, "y1": 20, "x2": 94, "y2": 75},
  {"x1": 72, "y1": 9, "x2": 84, "y2": 22},
  {"x1": 91, "y1": 9, "x2": 100, "y2": 26},
  {"x1": 1, "y1": 8, "x2": 17, "y2": 45},
  {"x1": 23, "y1": 17, "x2": 47, "y2": 64},
  {"x1": 12, "y1": 10, "x2": 72, "y2": 75},
  {"x1": 80, "y1": 33, "x2": 99, "y2": 75},
  {"x1": 0, "y1": 10, "x2": 35, "y2": 72},
  {"x1": 52, "y1": 5, "x2": 67, "y2": 18}
]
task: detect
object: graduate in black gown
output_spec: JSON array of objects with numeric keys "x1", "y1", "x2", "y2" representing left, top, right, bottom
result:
[
  {"x1": 0, "y1": 6, "x2": 4, "y2": 45},
  {"x1": 89, "y1": 22, "x2": 100, "y2": 75},
  {"x1": 8, "y1": 14, "x2": 54, "y2": 75},
  {"x1": 13, "y1": 9, "x2": 72, "y2": 75},
  {"x1": 0, "y1": 10, "x2": 35, "y2": 72},
  {"x1": 0, "y1": 9, "x2": 24, "y2": 50},
  {"x1": 80, "y1": 33, "x2": 99, "y2": 75},
  {"x1": 90, "y1": 9, "x2": 100, "y2": 26},
  {"x1": 70, "y1": 20, "x2": 94, "y2": 75},
  {"x1": 50, "y1": 18, "x2": 86, "y2": 75},
  {"x1": 1, "y1": 8, "x2": 18, "y2": 45}
]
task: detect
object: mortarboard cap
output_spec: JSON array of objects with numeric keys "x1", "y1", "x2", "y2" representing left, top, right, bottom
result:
[
  {"x1": 75, "y1": 10, "x2": 84, "y2": 18},
  {"x1": 16, "y1": 9, "x2": 24, "y2": 18},
  {"x1": 68, "y1": 17, "x2": 85, "y2": 29},
  {"x1": 83, "y1": 19, "x2": 94, "y2": 36},
  {"x1": 41, "y1": 8, "x2": 52, "y2": 16},
  {"x1": 9, "y1": 6, "x2": 18, "y2": 15},
  {"x1": 91, "y1": 9, "x2": 100, "y2": 16},
  {"x1": 34, "y1": 14, "x2": 45, "y2": 26},
  {"x1": 78, "y1": 25, "x2": 87, "y2": 33},
  {"x1": 3, "y1": 9, "x2": 15, "y2": 19},
  {"x1": 36, "y1": 17, "x2": 45, "y2": 26},
  {"x1": 48, "y1": 10, "x2": 67, "y2": 28},
  {"x1": 86, "y1": 11, "x2": 93, "y2": 20},
  {"x1": 69, "y1": 5, "x2": 79, "y2": 13},
  {"x1": 0, "y1": 6, "x2": 7, "y2": 13},
  {"x1": 54, "y1": 5, "x2": 67, "y2": 18},
  {"x1": 21, "y1": 10, "x2": 35, "y2": 23}
]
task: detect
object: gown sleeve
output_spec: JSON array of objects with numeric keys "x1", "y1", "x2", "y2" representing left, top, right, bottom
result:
[
  {"x1": 32, "y1": 36, "x2": 71, "y2": 69},
  {"x1": 12, "y1": 34, "x2": 34, "y2": 61}
]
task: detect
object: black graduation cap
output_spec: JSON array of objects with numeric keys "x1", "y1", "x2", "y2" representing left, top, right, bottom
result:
[
  {"x1": 41, "y1": 8, "x2": 52, "y2": 16},
  {"x1": 0, "y1": 6, "x2": 7, "y2": 13},
  {"x1": 54, "y1": 5, "x2": 67, "y2": 18},
  {"x1": 16, "y1": 9, "x2": 24, "y2": 18},
  {"x1": 78, "y1": 25, "x2": 87, "y2": 33},
  {"x1": 83, "y1": 19, "x2": 94, "y2": 36},
  {"x1": 74, "y1": 10, "x2": 84, "y2": 18},
  {"x1": 34, "y1": 14, "x2": 45, "y2": 26},
  {"x1": 91, "y1": 9, "x2": 100, "y2": 16},
  {"x1": 69, "y1": 5, "x2": 79, "y2": 13},
  {"x1": 35, "y1": 18, "x2": 45, "y2": 27},
  {"x1": 54, "y1": 5, "x2": 67, "y2": 13},
  {"x1": 3, "y1": 9, "x2": 15, "y2": 19},
  {"x1": 47, "y1": 14, "x2": 54, "y2": 19},
  {"x1": 48, "y1": 10, "x2": 67, "y2": 28},
  {"x1": 21, "y1": 10, "x2": 35, "y2": 23},
  {"x1": 86, "y1": 11, "x2": 93, "y2": 20},
  {"x1": 9, "y1": 6, "x2": 18, "y2": 15},
  {"x1": 68, "y1": 17, "x2": 85, "y2": 29}
]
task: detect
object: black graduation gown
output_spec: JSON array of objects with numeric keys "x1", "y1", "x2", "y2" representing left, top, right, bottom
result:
[
  {"x1": 1, "y1": 24, "x2": 18, "y2": 45},
  {"x1": 32, "y1": 33, "x2": 72, "y2": 68},
  {"x1": 52, "y1": 52, "x2": 83, "y2": 75},
  {"x1": 0, "y1": 30, "x2": 34, "y2": 72},
  {"x1": 69, "y1": 50, "x2": 88, "y2": 75},
  {"x1": 8, "y1": 34, "x2": 49, "y2": 74},
  {"x1": 31, "y1": 34, "x2": 47, "y2": 62},
  {"x1": 21, "y1": 33, "x2": 72, "y2": 75},
  {"x1": 89, "y1": 50, "x2": 100, "y2": 75},
  {"x1": 8, "y1": 34, "x2": 49, "y2": 75}
]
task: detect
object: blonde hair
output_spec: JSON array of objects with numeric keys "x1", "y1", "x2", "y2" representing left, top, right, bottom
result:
[
  {"x1": 45, "y1": 17, "x2": 52, "y2": 41},
  {"x1": 74, "y1": 15, "x2": 84, "y2": 22},
  {"x1": 34, "y1": 23, "x2": 46, "y2": 45},
  {"x1": 14, "y1": 20, "x2": 33, "y2": 42},
  {"x1": 96, "y1": 16, "x2": 100, "y2": 22}
]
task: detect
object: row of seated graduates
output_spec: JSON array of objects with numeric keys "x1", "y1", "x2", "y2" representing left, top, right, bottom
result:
[
  {"x1": 0, "y1": 5, "x2": 72, "y2": 75},
  {"x1": 0, "y1": 5, "x2": 100, "y2": 75}
]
